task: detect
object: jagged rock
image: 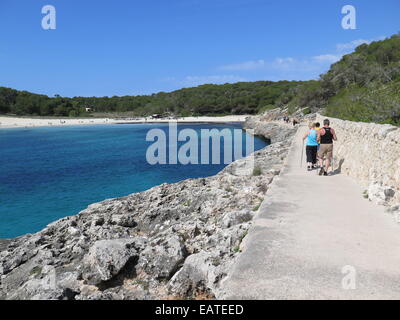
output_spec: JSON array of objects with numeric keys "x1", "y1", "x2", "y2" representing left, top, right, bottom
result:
[
  {"x1": 56, "y1": 271, "x2": 82, "y2": 293},
  {"x1": 67, "y1": 227, "x2": 80, "y2": 236},
  {"x1": 222, "y1": 210, "x2": 253, "y2": 228},
  {"x1": 5, "y1": 265, "x2": 67, "y2": 300},
  {"x1": 110, "y1": 215, "x2": 137, "y2": 228},
  {"x1": 168, "y1": 251, "x2": 217, "y2": 298},
  {"x1": 0, "y1": 118, "x2": 295, "y2": 300},
  {"x1": 0, "y1": 239, "x2": 11, "y2": 252},
  {"x1": 82, "y1": 239, "x2": 138, "y2": 285},
  {"x1": 136, "y1": 236, "x2": 186, "y2": 280},
  {"x1": 243, "y1": 117, "x2": 296, "y2": 144},
  {"x1": 368, "y1": 182, "x2": 396, "y2": 205}
]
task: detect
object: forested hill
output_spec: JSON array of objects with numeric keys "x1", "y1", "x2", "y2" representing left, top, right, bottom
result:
[
  {"x1": 276, "y1": 34, "x2": 400, "y2": 125},
  {"x1": 0, "y1": 81, "x2": 303, "y2": 117},
  {"x1": 1, "y1": 34, "x2": 399, "y2": 124}
]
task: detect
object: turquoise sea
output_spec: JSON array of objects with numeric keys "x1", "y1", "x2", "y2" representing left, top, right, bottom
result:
[{"x1": 0, "y1": 123, "x2": 267, "y2": 238}]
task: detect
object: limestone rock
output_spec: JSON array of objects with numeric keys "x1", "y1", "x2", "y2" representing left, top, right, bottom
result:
[
  {"x1": 136, "y1": 236, "x2": 186, "y2": 280},
  {"x1": 82, "y1": 239, "x2": 138, "y2": 285},
  {"x1": 168, "y1": 251, "x2": 218, "y2": 298},
  {"x1": 368, "y1": 182, "x2": 396, "y2": 205},
  {"x1": 222, "y1": 210, "x2": 253, "y2": 228},
  {"x1": 0, "y1": 117, "x2": 294, "y2": 300}
]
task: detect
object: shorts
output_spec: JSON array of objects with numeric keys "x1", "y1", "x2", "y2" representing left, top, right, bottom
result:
[{"x1": 318, "y1": 144, "x2": 333, "y2": 160}]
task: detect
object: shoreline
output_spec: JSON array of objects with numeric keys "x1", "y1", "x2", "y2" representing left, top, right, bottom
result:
[
  {"x1": 0, "y1": 117, "x2": 296, "y2": 300},
  {"x1": 0, "y1": 115, "x2": 257, "y2": 241},
  {"x1": 0, "y1": 115, "x2": 250, "y2": 129}
]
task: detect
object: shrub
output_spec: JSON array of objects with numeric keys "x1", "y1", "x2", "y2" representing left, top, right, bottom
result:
[{"x1": 252, "y1": 167, "x2": 262, "y2": 176}]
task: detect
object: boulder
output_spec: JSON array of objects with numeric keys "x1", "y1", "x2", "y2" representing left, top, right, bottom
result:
[
  {"x1": 222, "y1": 210, "x2": 253, "y2": 228},
  {"x1": 5, "y1": 265, "x2": 66, "y2": 300},
  {"x1": 136, "y1": 236, "x2": 186, "y2": 280},
  {"x1": 82, "y1": 239, "x2": 138, "y2": 285},
  {"x1": 167, "y1": 250, "x2": 235, "y2": 299},
  {"x1": 168, "y1": 251, "x2": 214, "y2": 297}
]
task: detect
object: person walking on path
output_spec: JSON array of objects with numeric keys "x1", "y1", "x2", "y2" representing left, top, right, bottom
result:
[
  {"x1": 317, "y1": 119, "x2": 337, "y2": 176},
  {"x1": 314, "y1": 122, "x2": 321, "y2": 168},
  {"x1": 302, "y1": 122, "x2": 319, "y2": 171}
]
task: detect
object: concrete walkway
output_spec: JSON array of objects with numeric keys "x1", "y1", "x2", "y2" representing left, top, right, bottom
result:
[{"x1": 220, "y1": 126, "x2": 400, "y2": 299}]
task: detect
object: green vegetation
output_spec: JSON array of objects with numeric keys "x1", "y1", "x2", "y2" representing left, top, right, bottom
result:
[
  {"x1": 276, "y1": 34, "x2": 400, "y2": 125},
  {"x1": 2, "y1": 34, "x2": 399, "y2": 124},
  {"x1": 211, "y1": 257, "x2": 221, "y2": 266},
  {"x1": 29, "y1": 266, "x2": 42, "y2": 277},
  {"x1": 233, "y1": 231, "x2": 248, "y2": 253},
  {"x1": 181, "y1": 201, "x2": 190, "y2": 207},
  {"x1": 252, "y1": 167, "x2": 262, "y2": 176},
  {"x1": 131, "y1": 279, "x2": 149, "y2": 291},
  {"x1": 0, "y1": 81, "x2": 302, "y2": 117}
]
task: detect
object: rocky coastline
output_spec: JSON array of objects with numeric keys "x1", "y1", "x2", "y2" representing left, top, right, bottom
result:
[{"x1": 0, "y1": 118, "x2": 296, "y2": 300}]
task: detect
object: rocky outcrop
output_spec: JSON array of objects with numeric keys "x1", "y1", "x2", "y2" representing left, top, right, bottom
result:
[
  {"x1": 0, "y1": 119, "x2": 296, "y2": 300},
  {"x1": 81, "y1": 239, "x2": 139, "y2": 285},
  {"x1": 243, "y1": 116, "x2": 297, "y2": 144},
  {"x1": 252, "y1": 107, "x2": 319, "y2": 123},
  {"x1": 316, "y1": 114, "x2": 400, "y2": 215},
  {"x1": 0, "y1": 240, "x2": 10, "y2": 252}
]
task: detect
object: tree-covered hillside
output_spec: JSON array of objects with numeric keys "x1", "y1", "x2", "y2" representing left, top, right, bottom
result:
[
  {"x1": 2, "y1": 34, "x2": 399, "y2": 124},
  {"x1": 0, "y1": 81, "x2": 303, "y2": 117},
  {"x1": 277, "y1": 34, "x2": 400, "y2": 125}
]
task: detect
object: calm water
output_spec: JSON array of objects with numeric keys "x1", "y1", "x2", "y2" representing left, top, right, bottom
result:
[{"x1": 0, "y1": 123, "x2": 267, "y2": 238}]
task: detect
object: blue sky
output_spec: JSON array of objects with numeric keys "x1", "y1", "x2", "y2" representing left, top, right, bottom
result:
[{"x1": 0, "y1": 0, "x2": 399, "y2": 97}]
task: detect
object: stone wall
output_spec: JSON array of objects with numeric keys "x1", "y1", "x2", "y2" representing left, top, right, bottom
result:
[{"x1": 316, "y1": 114, "x2": 400, "y2": 207}]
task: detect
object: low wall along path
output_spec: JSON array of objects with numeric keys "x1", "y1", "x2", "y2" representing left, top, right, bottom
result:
[
  {"x1": 315, "y1": 114, "x2": 400, "y2": 207},
  {"x1": 219, "y1": 122, "x2": 400, "y2": 299}
]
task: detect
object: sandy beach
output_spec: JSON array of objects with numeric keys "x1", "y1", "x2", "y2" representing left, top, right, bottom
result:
[{"x1": 0, "y1": 115, "x2": 249, "y2": 129}]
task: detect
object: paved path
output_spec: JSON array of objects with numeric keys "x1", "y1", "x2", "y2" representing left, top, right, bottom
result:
[{"x1": 220, "y1": 126, "x2": 400, "y2": 299}]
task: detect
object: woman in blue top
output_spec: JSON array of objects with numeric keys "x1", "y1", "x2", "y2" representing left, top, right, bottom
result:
[{"x1": 302, "y1": 123, "x2": 319, "y2": 171}]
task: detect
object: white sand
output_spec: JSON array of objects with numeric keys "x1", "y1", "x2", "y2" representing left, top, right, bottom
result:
[{"x1": 0, "y1": 115, "x2": 249, "y2": 129}]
